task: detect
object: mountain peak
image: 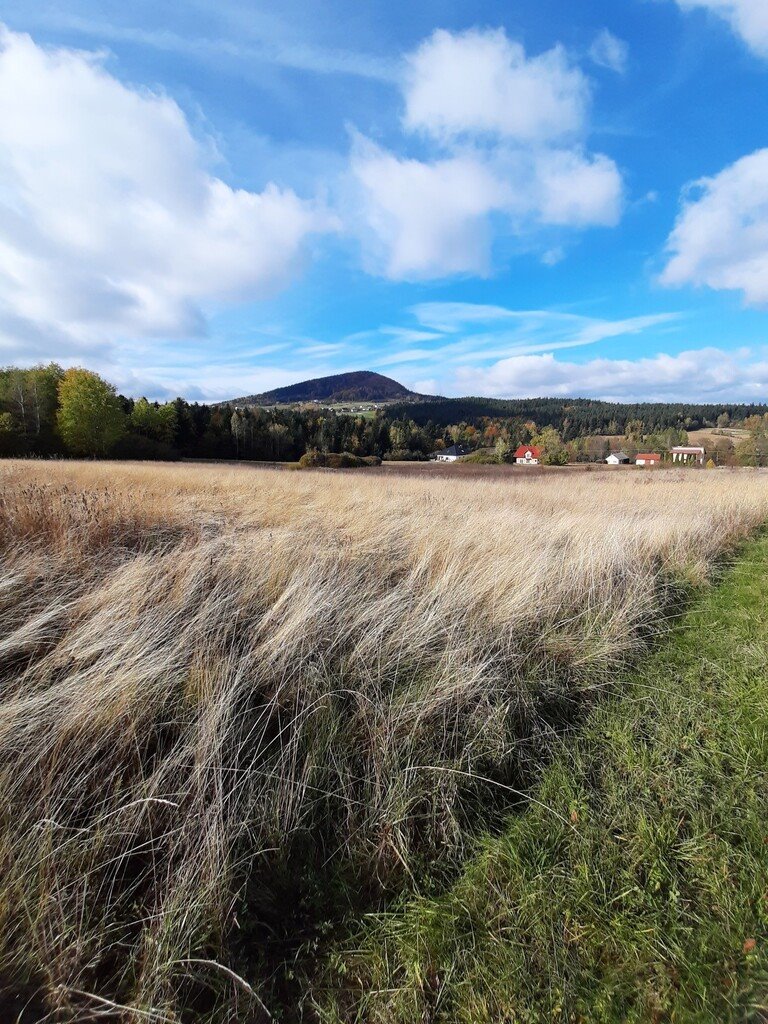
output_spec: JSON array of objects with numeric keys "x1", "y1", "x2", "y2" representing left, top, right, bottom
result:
[{"x1": 228, "y1": 370, "x2": 419, "y2": 405}]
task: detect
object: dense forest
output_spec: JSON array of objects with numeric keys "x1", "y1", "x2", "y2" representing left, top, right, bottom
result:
[
  {"x1": 388, "y1": 396, "x2": 768, "y2": 438},
  {"x1": 2, "y1": 363, "x2": 768, "y2": 466}
]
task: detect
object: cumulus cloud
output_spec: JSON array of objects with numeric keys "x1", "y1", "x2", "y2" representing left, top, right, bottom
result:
[
  {"x1": 451, "y1": 347, "x2": 768, "y2": 401},
  {"x1": 352, "y1": 140, "x2": 621, "y2": 278},
  {"x1": 533, "y1": 149, "x2": 622, "y2": 227},
  {"x1": 675, "y1": 0, "x2": 768, "y2": 56},
  {"x1": 661, "y1": 148, "x2": 768, "y2": 304},
  {"x1": 403, "y1": 28, "x2": 589, "y2": 142},
  {"x1": 588, "y1": 30, "x2": 629, "y2": 74},
  {"x1": 352, "y1": 27, "x2": 622, "y2": 280},
  {"x1": 350, "y1": 140, "x2": 508, "y2": 278},
  {"x1": 0, "y1": 25, "x2": 334, "y2": 352}
]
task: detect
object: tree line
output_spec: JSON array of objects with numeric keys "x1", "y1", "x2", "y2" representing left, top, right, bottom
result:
[
  {"x1": 388, "y1": 396, "x2": 768, "y2": 438},
  {"x1": 2, "y1": 364, "x2": 767, "y2": 465}
]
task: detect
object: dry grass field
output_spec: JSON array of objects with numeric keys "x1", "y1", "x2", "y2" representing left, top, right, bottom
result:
[{"x1": 1, "y1": 460, "x2": 768, "y2": 1021}]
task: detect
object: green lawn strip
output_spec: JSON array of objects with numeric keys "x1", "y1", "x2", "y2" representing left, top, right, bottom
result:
[{"x1": 322, "y1": 535, "x2": 768, "y2": 1023}]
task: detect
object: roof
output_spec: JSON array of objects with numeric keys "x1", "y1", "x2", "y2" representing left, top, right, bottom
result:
[
  {"x1": 514, "y1": 445, "x2": 542, "y2": 458},
  {"x1": 441, "y1": 444, "x2": 472, "y2": 457},
  {"x1": 670, "y1": 446, "x2": 705, "y2": 454},
  {"x1": 608, "y1": 451, "x2": 629, "y2": 460},
  {"x1": 636, "y1": 453, "x2": 661, "y2": 460}
]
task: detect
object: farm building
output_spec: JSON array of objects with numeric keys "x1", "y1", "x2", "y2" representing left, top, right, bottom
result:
[
  {"x1": 635, "y1": 453, "x2": 661, "y2": 466},
  {"x1": 432, "y1": 444, "x2": 472, "y2": 462},
  {"x1": 606, "y1": 451, "x2": 630, "y2": 465},
  {"x1": 514, "y1": 445, "x2": 542, "y2": 465},
  {"x1": 670, "y1": 445, "x2": 705, "y2": 465}
]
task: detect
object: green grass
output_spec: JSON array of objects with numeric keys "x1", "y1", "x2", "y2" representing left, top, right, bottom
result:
[{"x1": 322, "y1": 534, "x2": 768, "y2": 1023}]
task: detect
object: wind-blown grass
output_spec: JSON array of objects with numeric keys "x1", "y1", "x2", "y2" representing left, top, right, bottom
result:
[
  {"x1": 0, "y1": 460, "x2": 766, "y2": 1021},
  {"x1": 326, "y1": 532, "x2": 768, "y2": 1024}
]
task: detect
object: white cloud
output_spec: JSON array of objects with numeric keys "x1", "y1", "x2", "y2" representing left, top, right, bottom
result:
[
  {"x1": 403, "y1": 28, "x2": 589, "y2": 142},
  {"x1": 362, "y1": 303, "x2": 683, "y2": 391},
  {"x1": 412, "y1": 302, "x2": 528, "y2": 332},
  {"x1": 351, "y1": 27, "x2": 623, "y2": 281},
  {"x1": 409, "y1": 303, "x2": 674, "y2": 343},
  {"x1": 0, "y1": 25, "x2": 335, "y2": 352},
  {"x1": 534, "y1": 148, "x2": 622, "y2": 227},
  {"x1": 588, "y1": 30, "x2": 629, "y2": 74},
  {"x1": 424, "y1": 309, "x2": 678, "y2": 361},
  {"x1": 37, "y1": 13, "x2": 398, "y2": 83},
  {"x1": 352, "y1": 139, "x2": 622, "y2": 279},
  {"x1": 350, "y1": 139, "x2": 508, "y2": 278},
  {"x1": 661, "y1": 148, "x2": 768, "y2": 304},
  {"x1": 452, "y1": 347, "x2": 768, "y2": 401},
  {"x1": 675, "y1": 0, "x2": 768, "y2": 56}
]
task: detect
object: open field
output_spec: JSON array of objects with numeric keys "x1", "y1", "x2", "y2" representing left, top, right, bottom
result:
[
  {"x1": 1, "y1": 460, "x2": 768, "y2": 1021},
  {"x1": 687, "y1": 426, "x2": 751, "y2": 446}
]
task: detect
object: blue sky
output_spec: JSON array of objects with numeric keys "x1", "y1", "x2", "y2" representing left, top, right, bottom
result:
[{"x1": 2, "y1": 0, "x2": 768, "y2": 401}]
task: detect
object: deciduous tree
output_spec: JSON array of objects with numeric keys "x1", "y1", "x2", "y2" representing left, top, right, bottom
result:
[{"x1": 57, "y1": 368, "x2": 125, "y2": 457}]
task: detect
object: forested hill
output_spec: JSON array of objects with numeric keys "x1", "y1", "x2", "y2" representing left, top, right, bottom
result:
[
  {"x1": 229, "y1": 370, "x2": 419, "y2": 405},
  {"x1": 388, "y1": 396, "x2": 768, "y2": 436}
]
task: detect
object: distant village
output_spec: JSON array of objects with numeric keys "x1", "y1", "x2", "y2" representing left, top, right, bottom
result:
[{"x1": 432, "y1": 443, "x2": 709, "y2": 466}]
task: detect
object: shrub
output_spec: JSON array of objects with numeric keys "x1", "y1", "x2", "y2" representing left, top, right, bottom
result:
[
  {"x1": 298, "y1": 450, "x2": 373, "y2": 468},
  {"x1": 461, "y1": 449, "x2": 498, "y2": 464}
]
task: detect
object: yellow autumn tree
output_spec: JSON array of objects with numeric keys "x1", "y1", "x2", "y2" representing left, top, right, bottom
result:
[{"x1": 57, "y1": 368, "x2": 125, "y2": 457}]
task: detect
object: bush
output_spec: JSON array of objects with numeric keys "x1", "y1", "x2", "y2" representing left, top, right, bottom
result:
[
  {"x1": 461, "y1": 449, "x2": 498, "y2": 464},
  {"x1": 298, "y1": 450, "x2": 375, "y2": 469}
]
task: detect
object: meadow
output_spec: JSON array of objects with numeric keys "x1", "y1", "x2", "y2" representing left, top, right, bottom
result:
[{"x1": 1, "y1": 460, "x2": 767, "y2": 1022}]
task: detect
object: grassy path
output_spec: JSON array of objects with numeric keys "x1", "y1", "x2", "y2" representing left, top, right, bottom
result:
[{"x1": 323, "y1": 535, "x2": 768, "y2": 1023}]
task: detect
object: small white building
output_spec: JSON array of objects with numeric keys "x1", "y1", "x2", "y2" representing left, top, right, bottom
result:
[
  {"x1": 514, "y1": 445, "x2": 542, "y2": 466},
  {"x1": 606, "y1": 451, "x2": 630, "y2": 465},
  {"x1": 670, "y1": 445, "x2": 705, "y2": 465},
  {"x1": 432, "y1": 444, "x2": 471, "y2": 462}
]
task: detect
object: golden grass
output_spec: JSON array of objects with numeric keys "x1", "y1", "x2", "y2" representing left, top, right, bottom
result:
[{"x1": 1, "y1": 459, "x2": 767, "y2": 1021}]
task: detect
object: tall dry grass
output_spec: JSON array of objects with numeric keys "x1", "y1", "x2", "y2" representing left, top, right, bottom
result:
[{"x1": 0, "y1": 459, "x2": 767, "y2": 1021}]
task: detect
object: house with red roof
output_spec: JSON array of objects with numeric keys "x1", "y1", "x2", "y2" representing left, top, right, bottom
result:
[
  {"x1": 514, "y1": 444, "x2": 542, "y2": 466},
  {"x1": 635, "y1": 452, "x2": 661, "y2": 466}
]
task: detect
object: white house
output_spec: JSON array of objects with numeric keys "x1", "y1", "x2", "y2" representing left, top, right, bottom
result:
[
  {"x1": 606, "y1": 451, "x2": 630, "y2": 465},
  {"x1": 432, "y1": 444, "x2": 471, "y2": 462},
  {"x1": 670, "y1": 445, "x2": 705, "y2": 465},
  {"x1": 514, "y1": 445, "x2": 542, "y2": 465}
]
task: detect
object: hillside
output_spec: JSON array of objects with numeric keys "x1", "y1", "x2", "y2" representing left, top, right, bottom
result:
[
  {"x1": 388, "y1": 395, "x2": 768, "y2": 435},
  {"x1": 229, "y1": 370, "x2": 419, "y2": 405}
]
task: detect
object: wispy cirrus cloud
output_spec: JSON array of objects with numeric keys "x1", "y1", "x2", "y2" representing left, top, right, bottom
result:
[
  {"x1": 363, "y1": 302, "x2": 766, "y2": 402},
  {"x1": 8, "y1": 9, "x2": 398, "y2": 81},
  {"x1": 351, "y1": 303, "x2": 682, "y2": 393}
]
